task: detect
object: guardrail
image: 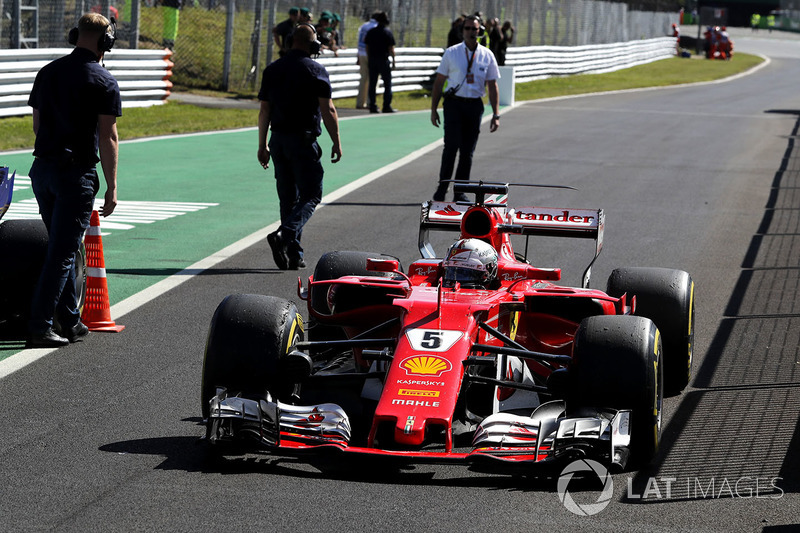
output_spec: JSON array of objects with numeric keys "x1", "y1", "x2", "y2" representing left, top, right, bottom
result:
[
  {"x1": 0, "y1": 48, "x2": 174, "y2": 118},
  {"x1": 315, "y1": 36, "x2": 675, "y2": 99},
  {"x1": 506, "y1": 37, "x2": 677, "y2": 82},
  {"x1": 0, "y1": 38, "x2": 673, "y2": 117}
]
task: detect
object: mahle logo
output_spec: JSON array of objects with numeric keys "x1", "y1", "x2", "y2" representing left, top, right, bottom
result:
[{"x1": 557, "y1": 459, "x2": 614, "y2": 516}]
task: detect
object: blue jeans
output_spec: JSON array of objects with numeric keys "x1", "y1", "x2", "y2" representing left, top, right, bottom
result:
[
  {"x1": 28, "y1": 158, "x2": 98, "y2": 334},
  {"x1": 268, "y1": 131, "x2": 324, "y2": 260},
  {"x1": 439, "y1": 97, "x2": 484, "y2": 182}
]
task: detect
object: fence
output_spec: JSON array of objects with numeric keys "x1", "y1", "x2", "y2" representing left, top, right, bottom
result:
[
  {"x1": 0, "y1": 1, "x2": 677, "y2": 93},
  {"x1": 0, "y1": 47, "x2": 173, "y2": 117}
]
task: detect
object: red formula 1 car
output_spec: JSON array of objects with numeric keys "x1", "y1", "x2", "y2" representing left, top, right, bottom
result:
[{"x1": 201, "y1": 183, "x2": 694, "y2": 472}]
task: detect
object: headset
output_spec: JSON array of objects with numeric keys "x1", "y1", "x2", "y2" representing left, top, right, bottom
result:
[
  {"x1": 68, "y1": 16, "x2": 117, "y2": 53},
  {"x1": 296, "y1": 22, "x2": 322, "y2": 56}
]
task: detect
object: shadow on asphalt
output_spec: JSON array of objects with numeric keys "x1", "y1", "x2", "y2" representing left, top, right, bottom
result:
[
  {"x1": 98, "y1": 421, "x2": 566, "y2": 492},
  {"x1": 628, "y1": 110, "x2": 800, "y2": 504}
]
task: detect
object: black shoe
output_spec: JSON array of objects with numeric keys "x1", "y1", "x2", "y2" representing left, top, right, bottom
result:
[
  {"x1": 288, "y1": 257, "x2": 306, "y2": 270},
  {"x1": 382, "y1": 107, "x2": 397, "y2": 113},
  {"x1": 61, "y1": 321, "x2": 89, "y2": 343},
  {"x1": 28, "y1": 328, "x2": 69, "y2": 348},
  {"x1": 267, "y1": 230, "x2": 289, "y2": 270},
  {"x1": 369, "y1": 107, "x2": 380, "y2": 113},
  {"x1": 433, "y1": 184, "x2": 448, "y2": 202},
  {"x1": 453, "y1": 193, "x2": 470, "y2": 203}
]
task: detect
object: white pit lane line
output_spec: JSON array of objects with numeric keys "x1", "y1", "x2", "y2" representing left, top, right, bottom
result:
[{"x1": 0, "y1": 58, "x2": 768, "y2": 379}]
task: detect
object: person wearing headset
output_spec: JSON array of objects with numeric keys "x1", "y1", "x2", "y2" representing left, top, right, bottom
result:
[
  {"x1": 26, "y1": 12, "x2": 121, "y2": 347},
  {"x1": 258, "y1": 23, "x2": 342, "y2": 271},
  {"x1": 430, "y1": 15, "x2": 500, "y2": 203}
]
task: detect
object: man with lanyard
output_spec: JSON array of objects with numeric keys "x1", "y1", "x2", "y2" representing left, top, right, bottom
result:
[
  {"x1": 27, "y1": 12, "x2": 121, "y2": 347},
  {"x1": 258, "y1": 24, "x2": 342, "y2": 271},
  {"x1": 430, "y1": 15, "x2": 500, "y2": 202}
]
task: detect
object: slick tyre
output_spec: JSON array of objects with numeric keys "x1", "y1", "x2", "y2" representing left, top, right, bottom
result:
[
  {"x1": 0, "y1": 220, "x2": 48, "y2": 322},
  {"x1": 310, "y1": 250, "x2": 403, "y2": 314},
  {"x1": 607, "y1": 267, "x2": 694, "y2": 394},
  {"x1": 201, "y1": 294, "x2": 304, "y2": 419},
  {"x1": 308, "y1": 251, "x2": 402, "y2": 342},
  {"x1": 0, "y1": 220, "x2": 87, "y2": 323},
  {"x1": 570, "y1": 315, "x2": 663, "y2": 466}
]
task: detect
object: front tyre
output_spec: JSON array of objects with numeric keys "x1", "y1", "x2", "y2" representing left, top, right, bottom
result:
[
  {"x1": 570, "y1": 315, "x2": 663, "y2": 466},
  {"x1": 201, "y1": 294, "x2": 304, "y2": 419}
]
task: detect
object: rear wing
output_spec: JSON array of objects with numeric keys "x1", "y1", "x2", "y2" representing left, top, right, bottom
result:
[
  {"x1": 501, "y1": 207, "x2": 604, "y2": 288},
  {"x1": 419, "y1": 201, "x2": 604, "y2": 288},
  {"x1": 0, "y1": 167, "x2": 14, "y2": 221}
]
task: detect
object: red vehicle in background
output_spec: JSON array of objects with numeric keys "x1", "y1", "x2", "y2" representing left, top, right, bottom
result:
[{"x1": 201, "y1": 182, "x2": 694, "y2": 473}]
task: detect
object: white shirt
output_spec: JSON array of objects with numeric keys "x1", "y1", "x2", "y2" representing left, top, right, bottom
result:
[
  {"x1": 436, "y1": 42, "x2": 500, "y2": 99},
  {"x1": 357, "y1": 19, "x2": 378, "y2": 57}
]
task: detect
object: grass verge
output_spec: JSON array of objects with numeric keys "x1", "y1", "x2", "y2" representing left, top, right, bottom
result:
[{"x1": 0, "y1": 53, "x2": 763, "y2": 153}]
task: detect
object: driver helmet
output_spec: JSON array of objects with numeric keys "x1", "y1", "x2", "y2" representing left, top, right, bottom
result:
[{"x1": 442, "y1": 238, "x2": 498, "y2": 289}]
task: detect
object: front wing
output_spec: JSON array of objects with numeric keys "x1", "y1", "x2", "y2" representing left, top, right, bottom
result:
[{"x1": 206, "y1": 391, "x2": 632, "y2": 472}]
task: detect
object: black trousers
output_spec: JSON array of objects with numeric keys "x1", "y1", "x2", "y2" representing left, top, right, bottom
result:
[
  {"x1": 367, "y1": 59, "x2": 392, "y2": 110},
  {"x1": 438, "y1": 97, "x2": 484, "y2": 182}
]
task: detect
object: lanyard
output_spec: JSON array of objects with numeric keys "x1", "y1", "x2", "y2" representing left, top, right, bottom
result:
[{"x1": 465, "y1": 46, "x2": 476, "y2": 73}]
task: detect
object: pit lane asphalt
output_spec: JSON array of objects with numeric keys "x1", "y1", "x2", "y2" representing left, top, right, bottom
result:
[{"x1": 2, "y1": 30, "x2": 800, "y2": 531}]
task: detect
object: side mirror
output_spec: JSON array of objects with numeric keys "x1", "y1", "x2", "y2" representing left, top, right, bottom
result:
[
  {"x1": 366, "y1": 258, "x2": 400, "y2": 273},
  {"x1": 526, "y1": 266, "x2": 561, "y2": 281}
]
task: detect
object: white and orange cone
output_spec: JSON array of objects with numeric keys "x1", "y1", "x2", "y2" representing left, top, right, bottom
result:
[{"x1": 80, "y1": 210, "x2": 125, "y2": 332}]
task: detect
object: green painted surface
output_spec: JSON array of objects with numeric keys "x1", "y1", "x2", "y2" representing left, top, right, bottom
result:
[{"x1": 0, "y1": 109, "x2": 476, "y2": 359}]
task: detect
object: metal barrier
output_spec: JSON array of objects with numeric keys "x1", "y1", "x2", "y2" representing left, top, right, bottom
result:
[
  {"x1": 0, "y1": 48, "x2": 173, "y2": 118},
  {"x1": 506, "y1": 37, "x2": 677, "y2": 82},
  {"x1": 0, "y1": 37, "x2": 674, "y2": 117},
  {"x1": 316, "y1": 36, "x2": 676, "y2": 99}
]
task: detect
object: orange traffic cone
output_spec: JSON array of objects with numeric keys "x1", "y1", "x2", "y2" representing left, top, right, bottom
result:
[{"x1": 81, "y1": 210, "x2": 125, "y2": 332}]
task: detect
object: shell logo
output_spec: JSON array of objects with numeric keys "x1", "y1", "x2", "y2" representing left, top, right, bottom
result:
[{"x1": 400, "y1": 355, "x2": 452, "y2": 377}]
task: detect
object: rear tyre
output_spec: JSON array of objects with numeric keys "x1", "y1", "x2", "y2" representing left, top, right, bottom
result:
[
  {"x1": 0, "y1": 220, "x2": 48, "y2": 323},
  {"x1": 308, "y1": 251, "x2": 402, "y2": 342},
  {"x1": 570, "y1": 315, "x2": 663, "y2": 466},
  {"x1": 310, "y1": 250, "x2": 403, "y2": 314},
  {"x1": 0, "y1": 220, "x2": 88, "y2": 324},
  {"x1": 607, "y1": 267, "x2": 694, "y2": 394},
  {"x1": 201, "y1": 294, "x2": 304, "y2": 419}
]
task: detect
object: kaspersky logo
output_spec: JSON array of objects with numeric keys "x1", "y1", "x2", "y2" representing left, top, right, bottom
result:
[{"x1": 400, "y1": 355, "x2": 452, "y2": 377}]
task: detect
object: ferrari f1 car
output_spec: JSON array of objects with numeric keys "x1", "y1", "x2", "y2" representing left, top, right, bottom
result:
[{"x1": 201, "y1": 182, "x2": 694, "y2": 472}]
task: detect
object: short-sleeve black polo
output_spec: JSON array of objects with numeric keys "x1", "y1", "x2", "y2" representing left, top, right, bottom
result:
[
  {"x1": 364, "y1": 25, "x2": 395, "y2": 64},
  {"x1": 28, "y1": 47, "x2": 122, "y2": 166},
  {"x1": 257, "y1": 49, "x2": 332, "y2": 137}
]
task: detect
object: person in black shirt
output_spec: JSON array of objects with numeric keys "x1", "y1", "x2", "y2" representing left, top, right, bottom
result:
[
  {"x1": 272, "y1": 6, "x2": 299, "y2": 57},
  {"x1": 27, "y1": 12, "x2": 121, "y2": 347},
  {"x1": 364, "y1": 11, "x2": 396, "y2": 113},
  {"x1": 258, "y1": 24, "x2": 342, "y2": 270}
]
